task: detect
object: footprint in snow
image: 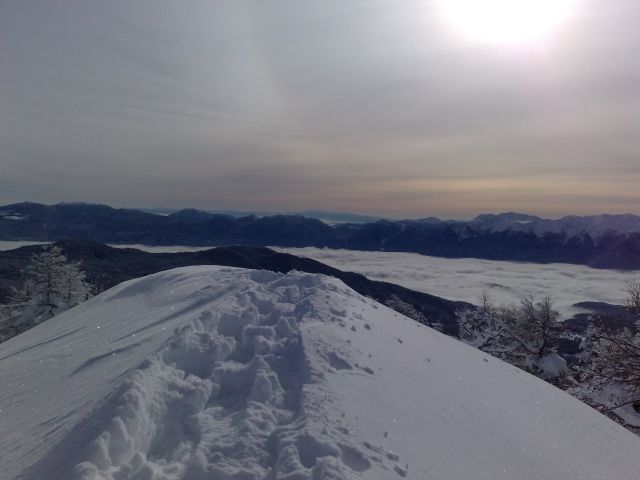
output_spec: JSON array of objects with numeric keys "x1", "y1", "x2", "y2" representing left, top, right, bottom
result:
[
  {"x1": 356, "y1": 364, "x2": 375, "y2": 375},
  {"x1": 394, "y1": 463, "x2": 409, "y2": 477}
]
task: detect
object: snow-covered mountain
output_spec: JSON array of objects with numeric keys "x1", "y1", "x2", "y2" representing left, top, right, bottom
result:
[
  {"x1": 1, "y1": 266, "x2": 640, "y2": 479},
  {"x1": 468, "y1": 212, "x2": 640, "y2": 237}
]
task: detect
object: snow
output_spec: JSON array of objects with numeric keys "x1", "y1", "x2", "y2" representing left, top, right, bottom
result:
[
  {"x1": 1, "y1": 266, "x2": 640, "y2": 480},
  {"x1": 0, "y1": 211, "x2": 26, "y2": 221},
  {"x1": 469, "y1": 213, "x2": 640, "y2": 237},
  {"x1": 532, "y1": 353, "x2": 568, "y2": 378}
]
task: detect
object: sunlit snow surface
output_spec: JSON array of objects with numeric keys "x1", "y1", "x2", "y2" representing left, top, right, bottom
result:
[{"x1": 1, "y1": 266, "x2": 639, "y2": 479}]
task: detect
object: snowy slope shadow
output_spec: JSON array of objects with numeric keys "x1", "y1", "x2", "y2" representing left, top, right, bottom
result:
[{"x1": 24, "y1": 270, "x2": 367, "y2": 480}]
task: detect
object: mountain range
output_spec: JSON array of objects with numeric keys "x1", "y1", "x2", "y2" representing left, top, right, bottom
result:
[
  {"x1": 139, "y1": 207, "x2": 384, "y2": 225},
  {"x1": 1, "y1": 202, "x2": 640, "y2": 269}
]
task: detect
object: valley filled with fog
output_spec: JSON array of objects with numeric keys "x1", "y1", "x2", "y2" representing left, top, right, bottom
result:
[
  {"x1": 0, "y1": 241, "x2": 47, "y2": 251},
  {"x1": 275, "y1": 247, "x2": 640, "y2": 319},
  {"x1": 2, "y1": 240, "x2": 637, "y2": 319}
]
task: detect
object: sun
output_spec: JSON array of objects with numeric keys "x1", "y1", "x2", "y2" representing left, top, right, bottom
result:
[{"x1": 438, "y1": 0, "x2": 578, "y2": 47}]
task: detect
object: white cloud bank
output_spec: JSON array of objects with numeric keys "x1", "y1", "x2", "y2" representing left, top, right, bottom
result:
[
  {"x1": 2, "y1": 241, "x2": 636, "y2": 319},
  {"x1": 276, "y1": 247, "x2": 640, "y2": 319}
]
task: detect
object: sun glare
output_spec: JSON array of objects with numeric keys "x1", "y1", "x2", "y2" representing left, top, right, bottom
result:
[{"x1": 438, "y1": 0, "x2": 578, "y2": 47}]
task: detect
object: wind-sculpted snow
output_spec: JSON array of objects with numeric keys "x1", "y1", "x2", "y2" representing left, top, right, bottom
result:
[
  {"x1": 69, "y1": 270, "x2": 369, "y2": 480},
  {"x1": 1, "y1": 266, "x2": 640, "y2": 479}
]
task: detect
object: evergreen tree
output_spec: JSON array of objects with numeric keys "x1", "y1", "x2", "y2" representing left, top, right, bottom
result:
[{"x1": 0, "y1": 246, "x2": 92, "y2": 341}]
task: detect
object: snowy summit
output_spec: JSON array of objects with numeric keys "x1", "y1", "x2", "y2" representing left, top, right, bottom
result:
[{"x1": 1, "y1": 266, "x2": 639, "y2": 479}]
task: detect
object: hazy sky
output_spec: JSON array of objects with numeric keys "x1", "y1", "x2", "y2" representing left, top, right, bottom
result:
[{"x1": 2, "y1": 0, "x2": 639, "y2": 218}]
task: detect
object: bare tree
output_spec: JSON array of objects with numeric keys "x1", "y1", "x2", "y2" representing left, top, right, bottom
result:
[
  {"x1": 511, "y1": 296, "x2": 563, "y2": 359},
  {"x1": 557, "y1": 278, "x2": 640, "y2": 435},
  {"x1": 625, "y1": 280, "x2": 640, "y2": 315},
  {"x1": 578, "y1": 284, "x2": 640, "y2": 414},
  {"x1": 457, "y1": 294, "x2": 566, "y2": 378}
]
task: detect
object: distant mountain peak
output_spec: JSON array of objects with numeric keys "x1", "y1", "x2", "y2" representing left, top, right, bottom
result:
[
  {"x1": 168, "y1": 208, "x2": 217, "y2": 220},
  {"x1": 472, "y1": 212, "x2": 541, "y2": 222}
]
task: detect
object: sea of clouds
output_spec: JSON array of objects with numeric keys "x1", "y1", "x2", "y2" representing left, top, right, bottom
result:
[
  {"x1": 2, "y1": 241, "x2": 638, "y2": 319},
  {"x1": 0, "y1": 241, "x2": 47, "y2": 251},
  {"x1": 275, "y1": 247, "x2": 640, "y2": 319}
]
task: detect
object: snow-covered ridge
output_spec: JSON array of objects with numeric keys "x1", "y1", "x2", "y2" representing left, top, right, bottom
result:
[
  {"x1": 467, "y1": 212, "x2": 640, "y2": 237},
  {"x1": 1, "y1": 266, "x2": 640, "y2": 479}
]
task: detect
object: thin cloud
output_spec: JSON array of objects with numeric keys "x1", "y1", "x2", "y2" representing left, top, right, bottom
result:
[{"x1": 1, "y1": 1, "x2": 639, "y2": 216}]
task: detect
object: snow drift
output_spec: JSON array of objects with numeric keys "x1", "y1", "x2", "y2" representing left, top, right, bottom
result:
[{"x1": 1, "y1": 266, "x2": 639, "y2": 480}]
